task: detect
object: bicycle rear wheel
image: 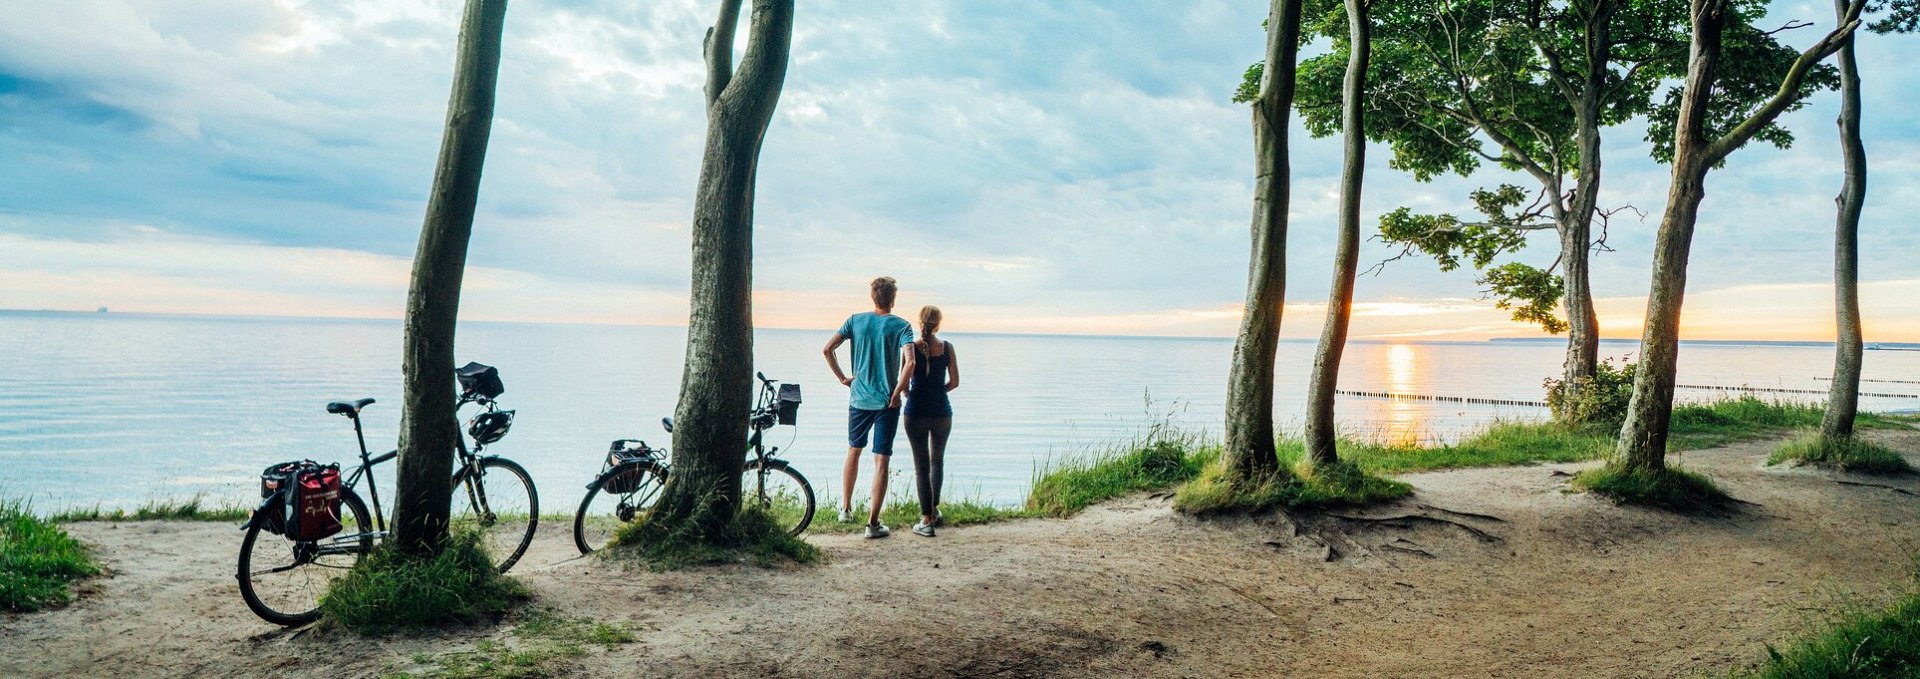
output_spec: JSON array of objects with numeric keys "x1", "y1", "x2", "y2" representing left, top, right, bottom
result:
[
  {"x1": 451, "y1": 457, "x2": 538, "y2": 573},
  {"x1": 237, "y1": 487, "x2": 372, "y2": 626},
  {"x1": 742, "y1": 460, "x2": 814, "y2": 537},
  {"x1": 572, "y1": 461, "x2": 667, "y2": 554}
]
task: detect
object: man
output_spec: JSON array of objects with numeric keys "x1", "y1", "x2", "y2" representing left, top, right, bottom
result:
[{"x1": 822, "y1": 276, "x2": 914, "y2": 538}]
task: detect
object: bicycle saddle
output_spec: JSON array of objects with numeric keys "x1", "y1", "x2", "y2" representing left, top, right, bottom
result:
[{"x1": 326, "y1": 398, "x2": 376, "y2": 416}]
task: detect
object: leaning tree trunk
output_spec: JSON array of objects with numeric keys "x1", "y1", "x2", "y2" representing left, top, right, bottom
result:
[
  {"x1": 1821, "y1": 0, "x2": 1865, "y2": 443},
  {"x1": 1223, "y1": 0, "x2": 1305, "y2": 484},
  {"x1": 1303, "y1": 0, "x2": 1370, "y2": 467},
  {"x1": 393, "y1": 0, "x2": 509, "y2": 556},
  {"x1": 1616, "y1": 0, "x2": 1862, "y2": 472},
  {"x1": 1555, "y1": 25, "x2": 1610, "y2": 422},
  {"x1": 648, "y1": 0, "x2": 794, "y2": 538}
]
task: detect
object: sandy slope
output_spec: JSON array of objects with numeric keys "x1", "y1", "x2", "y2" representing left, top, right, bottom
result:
[{"x1": 3, "y1": 430, "x2": 1917, "y2": 678}]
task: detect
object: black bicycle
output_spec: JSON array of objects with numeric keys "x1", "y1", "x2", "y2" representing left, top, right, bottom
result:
[
  {"x1": 235, "y1": 363, "x2": 539, "y2": 626},
  {"x1": 572, "y1": 372, "x2": 813, "y2": 554}
]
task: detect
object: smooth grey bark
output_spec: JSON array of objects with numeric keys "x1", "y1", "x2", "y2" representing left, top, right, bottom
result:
[
  {"x1": 393, "y1": 0, "x2": 508, "y2": 556},
  {"x1": 1553, "y1": 3, "x2": 1613, "y2": 417},
  {"x1": 649, "y1": 0, "x2": 794, "y2": 535},
  {"x1": 1304, "y1": 0, "x2": 1370, "y2": 467},
  {"x1": 1821, "y1": 0, "x2": 1866, "y2": 442},
  {"x1": 1615, "y1": 0, "x2": 1862, "y2": 472},
  {"x1": 1223, "y1": 0, "x2": 1306, "y2": 484}
]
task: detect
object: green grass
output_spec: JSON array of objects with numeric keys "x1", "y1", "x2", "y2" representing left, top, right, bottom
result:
[
  {"x1": 1727, "y1": 589, "x2": 1920, "y2": 678},
  {"x1": 1174, "y1": 442, "x2": 1412, "y2": 515},
  {"x1": 1571, "y1": 463, "x2": 1733, "y2": 513},
  {"x1": 321, "y1": 529, "x2": 531, "y2": 635},
  {"x1": 1026, "y1": 436, "x2": 1214, "y2": 518},
  {"x1": 381, "y1": 608, "x2": 640, "y2": 679},
  {"x1": 46, "y1": 495, "x2": 251, "y2": 523},
  {"x1": 1769, "y1": 431, "x2": 1916, "y2": 475},
  {"x1": 608, "y1": 506, "x2": 820, "y2": 571},
  {"x1": 2, "y1": 498, "x2": 102, "y2": 612},
  {"x1": 809, "y1": 495, "x2": 1037, "y2": 534}
]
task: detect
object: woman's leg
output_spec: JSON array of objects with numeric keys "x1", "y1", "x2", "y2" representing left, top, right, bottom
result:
[
  {"x1": 904, "y1": 417, "x2": 935, "y2": 521},
  {"x1": 928, "y1": 418, "x2": 952, "y2": 509}
]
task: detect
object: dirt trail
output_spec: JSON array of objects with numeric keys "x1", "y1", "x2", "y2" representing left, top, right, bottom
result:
[{"x1": 4, "y1": 430, "x2": 1917, "y2": 678}]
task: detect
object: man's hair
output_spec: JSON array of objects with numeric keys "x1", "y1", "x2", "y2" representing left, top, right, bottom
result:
[{"x1": 870, "y1": 276, "x2": 898, "y2": 310}]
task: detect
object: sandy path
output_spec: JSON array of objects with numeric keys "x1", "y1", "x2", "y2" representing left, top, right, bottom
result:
[{"x1": 3, "y1": 430, "x2": 1916, "y2": 678}]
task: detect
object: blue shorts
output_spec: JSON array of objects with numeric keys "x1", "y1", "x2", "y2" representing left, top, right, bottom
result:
[{"x1": 847, "y1": 407, "x2": 901, "y2": 456}]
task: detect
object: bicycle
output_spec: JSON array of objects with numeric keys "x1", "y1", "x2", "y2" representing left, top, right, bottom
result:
[
  {"x1": 235, "y1": 363, "x2": 539, "y2": 626},
  {"x1": 572, "y1": 372, "x2": 813, "y2": 554}
]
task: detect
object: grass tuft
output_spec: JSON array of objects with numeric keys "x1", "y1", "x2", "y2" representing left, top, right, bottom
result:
[
  {"x1": 47, "y1": 495, "x2": 251, "y2": 523},
  {"x1": 1026, "y1": 435, "x2": 1213, "y2": 518},
  {"x1": 1768, "y1": 431, "x2": 1915, "y2": 475},
  {"x1": 382, "y1": 608, "x2": 641, "y2": 679},
  {"x1": 811, "y1": 495, "x2": 1036, "y2": 534},
  {"x1": 1728, "y1": 588, "x2": 1920, "y2": 678},
  {"x1": 1571, "y1": 463, "x2": 1732, "y2": 513},
  {"x1": 321, "y1": 529, "x2": 530, "y2": 635},
  {"x1": 1, "y1": 498, "x2": 101, "y2": 612},
  {"x1": 1174, "y1": 443, "x2": 1411, "y2": 515},
  {"x1": 609, "y1": 506, "x2": 820, "y2": 571}
]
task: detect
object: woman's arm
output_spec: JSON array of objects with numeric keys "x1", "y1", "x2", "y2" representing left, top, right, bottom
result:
[
  {"x1": 944, "y1": 342, "x2": 960, "y2": 392},
  {"x1": 888, "y1": 344, "x2": 915, "y2": 408}
]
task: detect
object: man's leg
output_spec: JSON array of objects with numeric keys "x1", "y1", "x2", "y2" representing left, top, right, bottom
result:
[
  {"x1": 866, "y1": 407, "x2": 902, "y2": 527},
  {"x1": 868, "y1": 453, "x2": 890, "y2": 526},
  {"x1": 843, "y1": 407, "x2": 874, "y2": 518}
]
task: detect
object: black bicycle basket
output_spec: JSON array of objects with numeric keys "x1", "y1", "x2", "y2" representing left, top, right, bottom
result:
[
  {"x1": 468, "y1": 410, "x2": 514, "y2": 444},
  {"x1": 602, "y1": 440, "x2": 657, "y2": 494},
  {"x1": 456, "y1": 362, "x2": 505, "y2": 398},
  {"x1": 776, "y1": 383, "x2": 802, "y2": 425}
]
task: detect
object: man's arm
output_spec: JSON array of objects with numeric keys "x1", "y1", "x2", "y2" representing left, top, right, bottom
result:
[
  {"x1": 888, "y1": 345, "x2": 915, "y2": 409},
  {"x1": 822, "y1": 334, "x2": 852, "y2": 387}
]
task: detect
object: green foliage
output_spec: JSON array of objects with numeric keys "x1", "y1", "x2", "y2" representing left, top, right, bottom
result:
[
  {"x1": 321, "y1": 529, "x2": 530, "y2": 635},
  {"x1": 1727, "y1": 588, "x2": 1920, "y2": 678},
  {"x1": 1, "y1": 498, "x2": 100, "y2": 612},
  {"x1": 1174, "y1": 445, "x2": 1411, "y2": 515},
  {"x1": 1546, "y1": 356, "x2": 1638, "y2": 425},
  {"x1": 1572, "y1": 464, "x2": 1732, "y2": 513},
  {"x1": 383, "y1": 608, "x2": 640, "y2": 679},
  {"x1": 47, "y1": 495, "x2": 250, "y2": 523},
  {"x1": 1872, "y1": 0, "x2": 1920, "y2": 33},
  {"x1": 609, "y1": 506, "x2": 819, "y2": 571},
  {"x1": 1338, "y1": 421, "x2": 1615, "y2": 474},
  {"x1": 1482, "y1": 262, "x2": 1567, "y2": 334},
  {"x1": 1027, "y1": 435, "x2": 1213, "y2": 518},
  {"x1": 1769, "y1": 431, "x2": 1915, "y2": 475},
  {"x1": 1644, "y1": 0, "x2": 1841, "y2": 164},
  {"x1": 812, "y1": 496, "x2": 1037, "y2": 534}
]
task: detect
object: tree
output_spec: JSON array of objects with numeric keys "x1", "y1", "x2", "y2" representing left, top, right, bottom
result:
[
  {"x1": 392, "y1": 0, "x2": 509, "y2": 557},
  {"x1": 1222, "y1": 0, "x2": 1307, "y2": 485},
  {"x1": 1303, "y1": 0, "x2": 1373, "y2": 466},
  {"x1": 1820, "y1": 0, "x2": 1916, "y2": 445},
  {"x1": 1613, "y1": 0, "x2": 1863, "y2": 474},
  {"x1": 645, "y1": 0, "x2": 795, "y2": 539}
]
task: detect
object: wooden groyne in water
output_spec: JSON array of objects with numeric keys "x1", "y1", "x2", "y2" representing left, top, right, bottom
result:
[
  {"x1": 1674, "y1": 384, "x2": 1920, "y2": 399},
  {"x1": 1334, "y1": 390, "x2": 1548, "y2": 407}
]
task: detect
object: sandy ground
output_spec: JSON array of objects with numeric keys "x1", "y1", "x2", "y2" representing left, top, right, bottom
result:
[{"x1": 4, "y1": 430, "x2": 1918, "y2": 678}]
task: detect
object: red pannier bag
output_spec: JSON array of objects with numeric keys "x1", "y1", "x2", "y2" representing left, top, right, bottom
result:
[{"x1": 290, "y1": 464, "x2": 343, "y2": 541}]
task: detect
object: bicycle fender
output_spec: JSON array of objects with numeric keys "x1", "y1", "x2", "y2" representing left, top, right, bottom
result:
[{"x1": 241, "y1": 493, "x2": 280, "y2": 531}]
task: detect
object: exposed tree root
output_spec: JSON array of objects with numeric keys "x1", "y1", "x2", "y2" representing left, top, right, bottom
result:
[
  {"x1": 1324, "y1": 513, "x2": 1507, "y2": 544},
  {"x1": 1835, "y1": 480, "x2": 1920, "y2": 497},
  {"x1": 1416, "y1": 504, "x2": 1508, "y2": 523}
]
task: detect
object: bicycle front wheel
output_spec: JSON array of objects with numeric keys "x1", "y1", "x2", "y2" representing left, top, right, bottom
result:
[
  {"x1": 237, "y1": 487, "x2": 373, "y2": 626},
  {"x1": 451, "y1": 457, "x2": 538, "y2": 573},
  {"x1": 742, "y1": 460, "x2": 814, "y2": 537},
  {"x1": 573, "y1": 461, "x2": 667, "y2": 555}
]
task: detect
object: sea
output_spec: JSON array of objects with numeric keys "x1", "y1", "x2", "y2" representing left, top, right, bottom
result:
[{"x1": 3, "y1": 310, "x2": 1916, "y2": 513}]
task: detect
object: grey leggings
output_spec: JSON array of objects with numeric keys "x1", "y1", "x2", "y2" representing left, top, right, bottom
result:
[{"x1": 904, "y1": 416, "x2": 952, "y2": 517}]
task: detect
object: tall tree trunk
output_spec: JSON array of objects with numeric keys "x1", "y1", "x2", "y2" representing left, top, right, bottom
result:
[
  {"x1": 1304, "y1": 0, "x2": 1370, "y2": 467},
  {"x1": 1821, "y1": 0, "x2": 1865, "y2": 442},
  {"x1": 1223, "y1": 0, "x2": 1305, "y2": 483},
  {"x1": 393, "y1": 0, "x2": 509, "y2": 556},
  {"x1": 648, "y1": 0, "x2": 794, "y2": 537},
  {"x1": 1616, "y1": 0, "x2": 1862, "y2": 472},
  {"x1": 1555, "y1": 6, "x2": 1612, "y2": 421}
]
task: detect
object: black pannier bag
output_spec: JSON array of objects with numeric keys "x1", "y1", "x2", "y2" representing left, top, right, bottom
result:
[
  {"x1": 257, "y1": 462, "x2": 298, "y2": 535},
  {"x1": 601, "y1": 440, "x2": 657, "y2": 494},
  {"x1": 777, "y1": 383, "x2": 802, "y2": 425},
  {"x1": 456, "y1": 362, "x2": 505, "y2": 398}
]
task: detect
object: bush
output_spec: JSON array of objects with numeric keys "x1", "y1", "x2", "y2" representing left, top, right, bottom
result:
[
  {"x1": 610, "y1": 505, "x2": 819, "y2": 571},
  {"x1": 1572, "y1": 463, "x2": 1732, "y2": 513},
  {"x1": 1769, "y1": 431, "x2": 1914, "y2": 475},
  {"x1": 1545, "y1": 356, "x2": 1636, "y2": 425},
  {"x1": 320, "y1": 529, "x2": 530, "y2": 634},
  {"x1": 1, "y1": 499, "x2": 101, "y2": 612}
]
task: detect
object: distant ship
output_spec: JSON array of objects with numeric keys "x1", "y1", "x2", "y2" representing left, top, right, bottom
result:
[{"x1": 97, "y1": 306, "x2": 108, "y2": 314}]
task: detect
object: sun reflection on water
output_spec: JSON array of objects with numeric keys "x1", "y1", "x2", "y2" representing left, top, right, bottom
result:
[{"x1": 1381, "y1": 344, "x2": 1424, "y2": 446}]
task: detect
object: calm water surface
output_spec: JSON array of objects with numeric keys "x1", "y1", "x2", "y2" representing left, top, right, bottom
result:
[{"x1": 2, "y1": 311, "x2": 1916, "y2": 511}]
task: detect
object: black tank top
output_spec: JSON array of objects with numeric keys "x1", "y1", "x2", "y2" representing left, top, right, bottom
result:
[{"x1": 905, "y1": 341, "x2": 952, "y2": 418}]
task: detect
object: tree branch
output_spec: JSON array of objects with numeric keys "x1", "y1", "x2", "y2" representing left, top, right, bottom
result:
[
  {"x1": 1703, "y1": 4, "x2": 1864, "y2": 166},
  {"x1": 703, "y1": 0, "x2": 744, "y2": 105}
]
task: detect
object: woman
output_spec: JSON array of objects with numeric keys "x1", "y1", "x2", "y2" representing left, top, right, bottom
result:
[{"x1": 889, "y1": 305, "x2": 959, "y2": 537}]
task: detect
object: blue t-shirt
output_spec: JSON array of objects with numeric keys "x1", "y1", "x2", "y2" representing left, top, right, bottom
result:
[{"x1": 837, "y1": 312, "x2": 914, "y2": 410}]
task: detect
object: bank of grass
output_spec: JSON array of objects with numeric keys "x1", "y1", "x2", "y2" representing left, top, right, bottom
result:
[
  {"x1": 1571, "y1": 464, "x2": 1732, "y2": 513},
  {"x1": 1, "y1": 498, "x2": 101, "y2": 612},
  {"x1": 1728, "y1": 588, "x2": 1920, "y2": 678},
  {"x1": 321, "y1": 529, "x2": 530, "y2": 634},
  {"x1": 810, "y1": 496, "x2": 1038, "y2": 534},
  {"x1": 380, "y1": 607, "x2": 640, "y2": 679},
  {"x1": 1174, "y1": 442, "x2": 1413, "y2": 515},
  {"x1": 609, "y1": 506, "x2": 819, "y2": 571},
  {"x1": 1768, "y1": 431, "x2": 1915, "y2": 475},
  {"x1": 47, "y1": 495, "x2": 251, "y2": 523}
]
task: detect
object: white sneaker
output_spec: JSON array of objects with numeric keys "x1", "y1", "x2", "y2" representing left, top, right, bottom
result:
[
  {"x1": 838, "y1": 507, "x2": 854, "y2": 524},
  {"x1": 864, "y1": 523, "x2": 891, "y2": 539},
  {"x1": 911, "y1": 522, "x2": 935, "y2": 538}
]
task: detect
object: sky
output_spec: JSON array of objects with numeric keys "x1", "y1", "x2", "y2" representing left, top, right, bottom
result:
[{"x1": 2, "y1": 0, "x2": 1917, "y2": 342}]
